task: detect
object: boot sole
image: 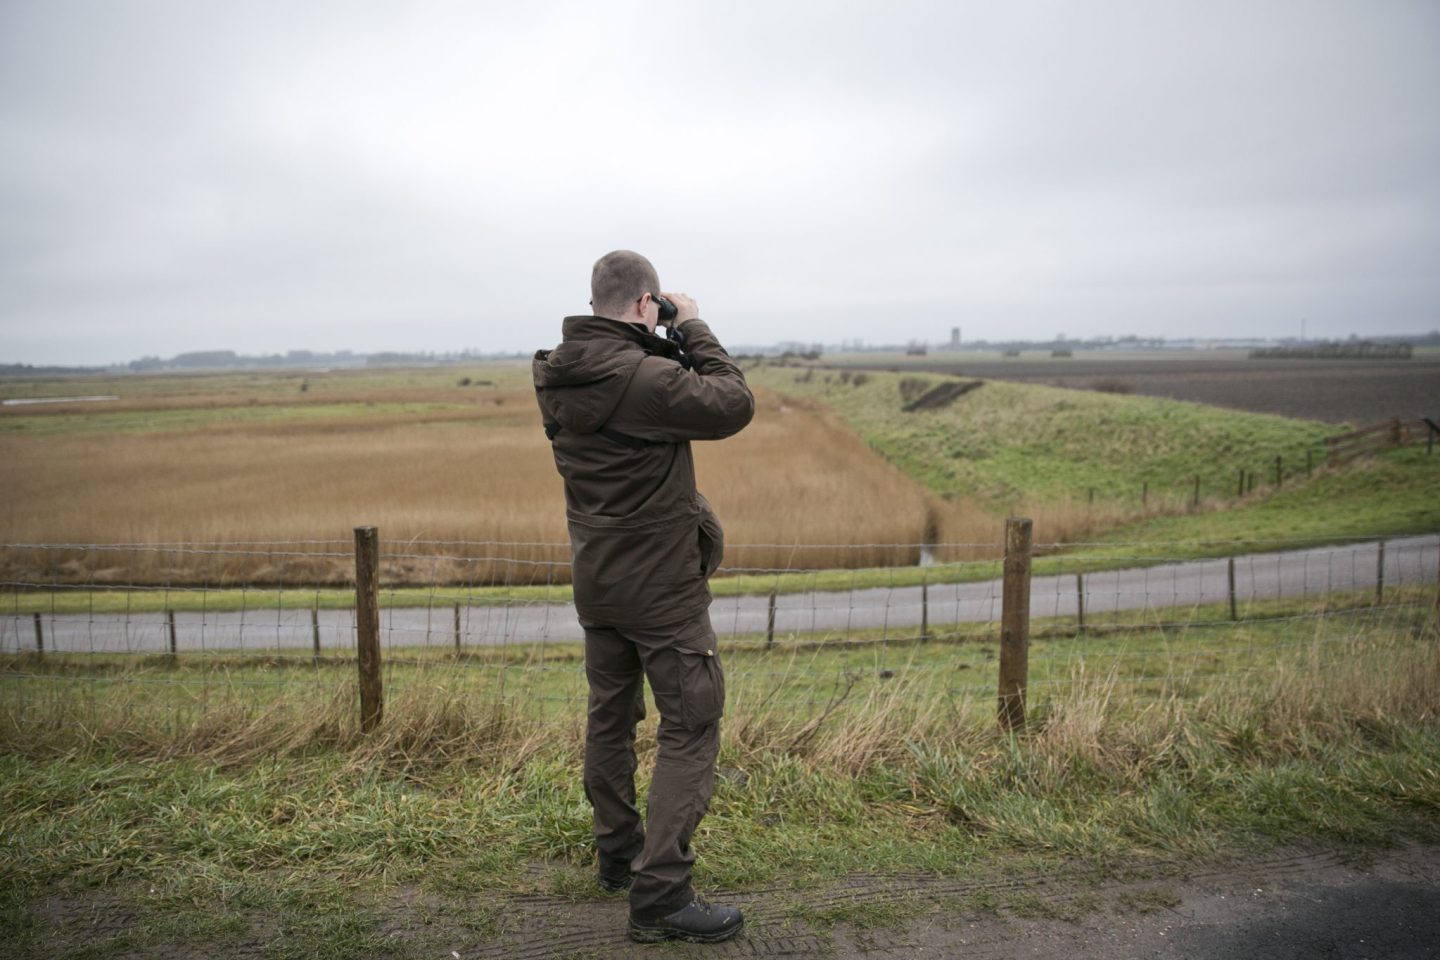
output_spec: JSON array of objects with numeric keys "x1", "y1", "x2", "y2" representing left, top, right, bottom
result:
[{"x1": 628, "y1": 917, "x2": 744, "y2": 944}]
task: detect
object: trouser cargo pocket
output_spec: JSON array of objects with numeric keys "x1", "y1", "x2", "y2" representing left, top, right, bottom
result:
[{"x1": 648, "y1": 620, "x2": 725, "y2": 729}]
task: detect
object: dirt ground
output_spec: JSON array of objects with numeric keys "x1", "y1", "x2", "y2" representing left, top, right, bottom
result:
[{"x1": 25, "y1": 843, "x2": 1440, "y2": 959}]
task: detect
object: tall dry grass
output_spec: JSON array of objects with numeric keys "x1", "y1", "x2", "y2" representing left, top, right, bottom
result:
[
  {"x1": 1, "y1": 386, "x2": 994, "y2": 584},
  {"x1": 3, "y1": 624, "x2": 1435, "y2": 783}
]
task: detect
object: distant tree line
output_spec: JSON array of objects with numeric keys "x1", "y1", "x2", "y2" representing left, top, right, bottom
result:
[
  {"x1": 125, "y1": 347, "x2": 527, "y2": 371},
  {"x1": 1250, "y1": 342, "x2": 1414, "y2": 360}
]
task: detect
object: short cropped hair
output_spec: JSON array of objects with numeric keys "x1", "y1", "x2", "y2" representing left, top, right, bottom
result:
[{"x1": 591, "y1": 250, "x2": 660, "y2": 319}]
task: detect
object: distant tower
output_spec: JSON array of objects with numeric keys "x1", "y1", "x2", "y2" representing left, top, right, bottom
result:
[{"x1": 950, "y1": 327, "x2": 961, "y2": 350}]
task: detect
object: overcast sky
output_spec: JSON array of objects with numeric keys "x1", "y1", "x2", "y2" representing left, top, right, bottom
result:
[{"x1": 1, "y1": 0, "x2": 1437, "y2": 365}]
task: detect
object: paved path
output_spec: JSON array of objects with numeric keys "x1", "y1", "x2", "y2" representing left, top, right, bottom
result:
[{"x1": 4, "y1": 535, "x2": 1435, "y2": 655}]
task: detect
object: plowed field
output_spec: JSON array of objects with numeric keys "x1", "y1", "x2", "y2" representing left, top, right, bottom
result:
[{"x1": 843, "y1": 354, "x2": 1440, "y2": 424}]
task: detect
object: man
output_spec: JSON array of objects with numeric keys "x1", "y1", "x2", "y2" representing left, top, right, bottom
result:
[{"x1": 532, "y1": 250, "x2": 754, "y2": 944}]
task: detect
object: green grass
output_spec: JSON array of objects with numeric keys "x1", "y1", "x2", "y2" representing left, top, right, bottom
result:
[
  {"x1": 2, "y1": 590, "x2": 1436, "y2": 957},
  {"x1": 0, "y1": 401, "x2": 478, "y2": 436},
  {"x1": 0, "y1": 363, "x2": 532, "y2": 403},
  {"x1": 2, "y1": 587, "x2": 1431, "y2": 751},
  {"x1": 749, "y1": 364, "x2": 1440, "y2": 559},
  {"x1": 749, "y1": 365, "x2": 1337, "y2": 509},
  {"x1": 1086, "y1": 444, "x2": 1440, "y2": 556},
  {"x1": 6, "y1": 565, "x2": 1031, "y2": 615}
]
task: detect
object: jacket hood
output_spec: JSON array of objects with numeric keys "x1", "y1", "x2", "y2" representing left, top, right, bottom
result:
[{"x1": 533, "y1": 316, "x2": 679, "y2": 434}]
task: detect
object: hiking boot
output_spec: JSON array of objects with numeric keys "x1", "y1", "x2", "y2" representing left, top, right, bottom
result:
[
  {"x1": 628, "y1": 898, "x2": 744, "y2": 944},
  {"x1": 597, "y1": 858, "x2": 632, "y2": 893}
]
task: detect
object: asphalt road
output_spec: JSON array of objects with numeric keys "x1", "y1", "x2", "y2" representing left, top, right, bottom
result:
[{"x1": 4, "y1": 535, "x2": 1435, "y2": 655}]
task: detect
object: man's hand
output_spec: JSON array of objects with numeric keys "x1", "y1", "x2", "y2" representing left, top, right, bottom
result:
[{"x1": 662, "y1": 292, "x2": 699, "y2": 326}]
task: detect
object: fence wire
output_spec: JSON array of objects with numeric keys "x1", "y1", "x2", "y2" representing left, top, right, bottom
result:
[{"x1": 2, "y1": 534, "x2": 1437, "y2": 734}]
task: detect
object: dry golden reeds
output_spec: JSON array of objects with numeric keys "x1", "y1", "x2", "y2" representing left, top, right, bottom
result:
[
  {"x1": 1, "y1": 386, "x2": 997, "y2": 584},
  {"x1": 7, "y1": 619, "x2": 1432, "y2": 783}
]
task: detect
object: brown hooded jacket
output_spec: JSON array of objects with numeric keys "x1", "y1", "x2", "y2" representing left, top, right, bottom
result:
[{"x1": 533, "y1": 315, "x2": 754, "y2": 628}]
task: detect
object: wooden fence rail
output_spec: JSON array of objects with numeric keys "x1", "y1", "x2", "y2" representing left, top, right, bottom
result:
[{"x1": 1326, "y1": 417, "x2": 1437, "y2": 465}]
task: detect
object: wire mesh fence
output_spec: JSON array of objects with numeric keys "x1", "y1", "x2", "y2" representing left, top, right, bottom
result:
[{"x1": 2, "y1": 530, "x2": 1437, "y2": 746}]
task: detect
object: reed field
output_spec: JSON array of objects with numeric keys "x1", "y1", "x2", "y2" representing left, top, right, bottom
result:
[
  {"x1": 12, "y1": 359, "x2": 1426, "y2": 591},
  {"x1": 1, "y1": 365, "x2": 997, "y2": 585}
]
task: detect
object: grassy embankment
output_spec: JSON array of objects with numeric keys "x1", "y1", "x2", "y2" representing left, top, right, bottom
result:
[
  {"x1": 2, "y1": 587, "x2": 1437, "y2": 957},
  {"x1": 747, "y1": 364, "x2": 1440, "y2": 560}
]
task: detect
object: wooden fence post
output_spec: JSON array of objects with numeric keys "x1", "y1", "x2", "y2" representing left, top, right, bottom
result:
[
  {"x1": 1075, "y1": 572, "x2": 1085, "y2": 636},
  {"x1": 920, "y1": 575, "x2": 930, "y2": 642},
  {"x1": 1275, "y1": 455, "x2": 1283, "y2": 487},
  {"x1": 1141, "y1": 481, "x2": 1148, "y2": 508},
  {"x1": 453, "y1": 603, "x2": 462, "y2": 656},
  {"x1": 1376, "y1": 540, "x2": 1386, "y2": 606},
  {"x1": 1306, "y1": 449, "x2": 1314, "y2": 475},
  {"x1": 32, "y1": 612, "x2": 43, "y2": 658},
  {"x1": 1247, "y1": 471, "x2": 1255, "y2": 494},
  {"x1": 766, "y1": 590, "x2": 777, "y2": 650},
  {"x1": 167, "y1": 610, "x2": 177, "y2": 658},
  {"x1": 1192, "y1": 475, "x2": 1200, "y2": 509},
  {"x1": 998, "y1": 517, "x2": 1033, "y2": 732},
  {"x1": 1227, "y1": 555, "x2": 1238, "y2": 621},
  {"x1": 311, "y1": 605, "x2": 321, "y2": 663},
  {"x1": 1236, "y1": 468, "x2": 1245, "y2": 498},
  {"x1": 354, "y1": 526, "x2": 383, "y2": 733}
]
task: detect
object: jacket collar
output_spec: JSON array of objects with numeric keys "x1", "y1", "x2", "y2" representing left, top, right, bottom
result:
[{"x1": 560, "y1": 315, "x2": 681, "y2": 360}]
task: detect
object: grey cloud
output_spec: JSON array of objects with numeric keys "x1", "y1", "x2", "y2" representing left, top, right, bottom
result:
[{"x1": 1, "y1": 0, "x2": 1436, "y2": 364}]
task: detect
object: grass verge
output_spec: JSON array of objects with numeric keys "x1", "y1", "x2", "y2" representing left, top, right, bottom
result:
[
  {"x1": 2, "y1": 591, "x2": 1437, "y2": 959},
  {"x1": 1084, "y1": 444, "x2": 1440, "y2": 556}
]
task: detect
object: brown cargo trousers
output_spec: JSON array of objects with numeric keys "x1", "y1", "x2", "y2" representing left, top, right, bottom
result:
[{"x1": 581, "y1": 610, "x2": 725, "y2": 918}]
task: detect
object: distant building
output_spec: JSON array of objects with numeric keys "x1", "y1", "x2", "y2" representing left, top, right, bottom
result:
[{"x1": 949, "y1": 327, "x2": 961, "y2": 349}]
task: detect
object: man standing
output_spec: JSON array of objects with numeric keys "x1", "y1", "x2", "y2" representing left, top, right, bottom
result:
[{"x1": 533, "y1": 250, "x2": 754, "y2": 943}]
